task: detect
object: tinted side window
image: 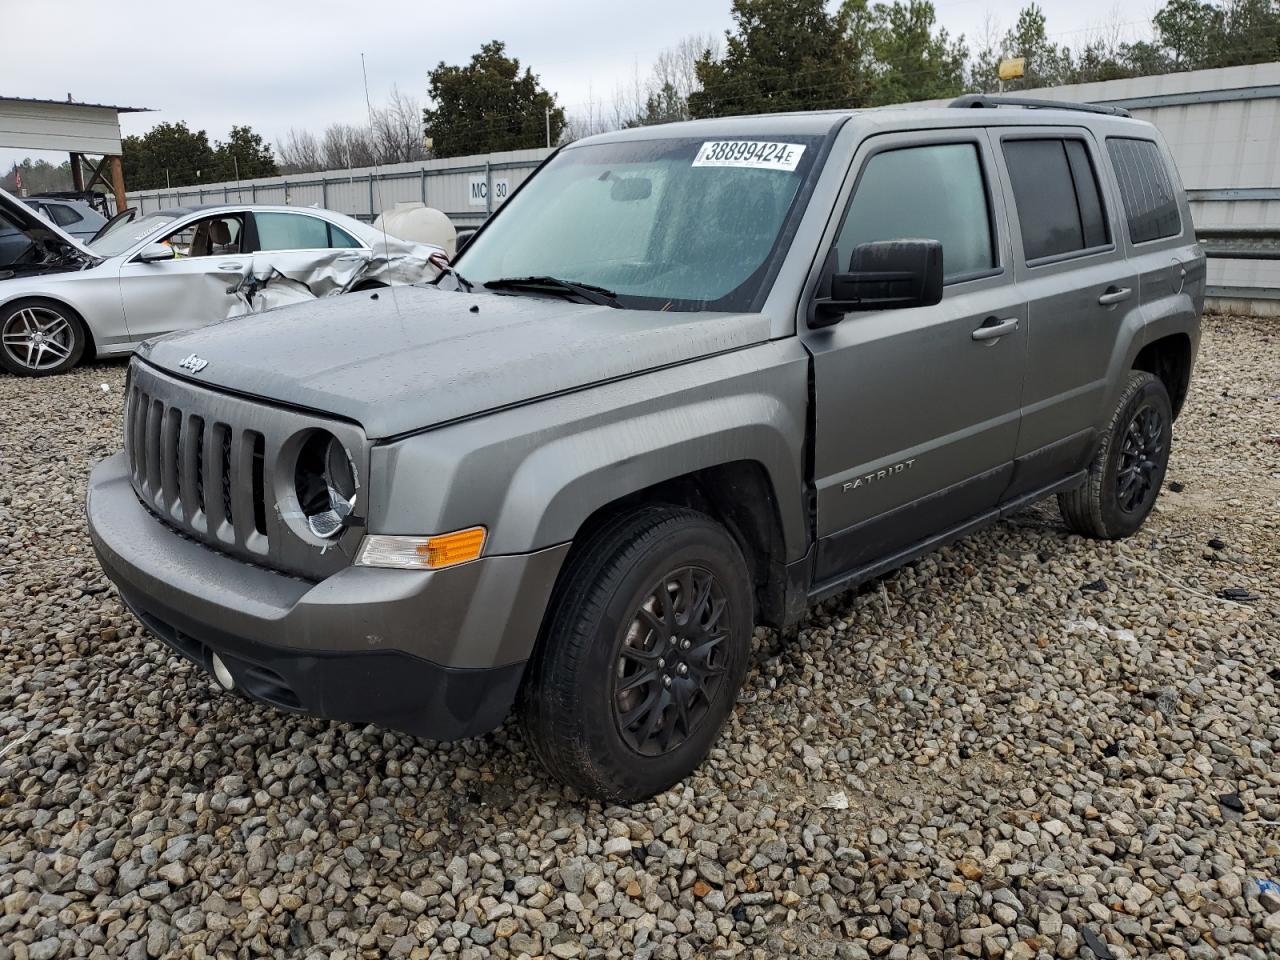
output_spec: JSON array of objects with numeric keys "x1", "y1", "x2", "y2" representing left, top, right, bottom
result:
[
  {"x1": 1106, "y1": 138, "x2": 1181, "y2": 243},
  {"x1": 1065, "y1": 141, "x2": 1108, "y2": 249},
  {"x1": 49, "y1": 204, "x2": 84, "y2": 227},
  {"x1": 328, "y1": 223, "x2": 361, "y2": 248},
  {"x1": 1003, "y1": 138, "x2": 1110, "y2": 262},
  {"x1": 837, "y1": 142, "x2": 995, "y2": 282},
  {"x1": 255, "y1": 213, "x2": 331, "y2": 250}
]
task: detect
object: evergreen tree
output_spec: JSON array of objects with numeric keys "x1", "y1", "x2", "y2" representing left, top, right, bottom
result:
[
  {"x1": 423, "y1": 41, "x2": 566, "y2": 158},
  {"x1": 688, "y1": 0, "x2": 873, "y2": 118},
  {"x1": 627, "y1": 83, "x2": 690, "y2": 127},
  {"x1": 121, "y1": 122, "x2": 215, "y2": 190},
  {"x1": 863, "y1": 0, "x2": 969, "y2": 104},
  {"x1": 211, "y1": 126, "x2": 278, "y2": 182}
]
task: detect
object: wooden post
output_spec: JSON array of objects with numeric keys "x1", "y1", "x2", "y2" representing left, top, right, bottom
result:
[
  {"x1": 108, "y1": 155, "x2": 127, "y2": 212},
  {"x1": 70, "y1": 153, "x2": 85, "y2": 192}
]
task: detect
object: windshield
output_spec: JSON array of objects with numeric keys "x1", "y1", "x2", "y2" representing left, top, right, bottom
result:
[
  {"x1": 89, "y1": 214, "x2": 177, "y2": 256},
  {"x1": 455, "y1": 135, "x2": 826, "y2": 311}
]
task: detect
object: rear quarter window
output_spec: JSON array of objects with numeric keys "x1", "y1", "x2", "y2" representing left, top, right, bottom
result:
[
  {"x1": 1002, "y1": 137, "x2": 1110, "y2": 263},
  {"x1": 48, "y1": 204, "x2": 84, "y2": 227},
  {"x1": 1106, "y1": 138, "x2": 1182, "y2": 244}
]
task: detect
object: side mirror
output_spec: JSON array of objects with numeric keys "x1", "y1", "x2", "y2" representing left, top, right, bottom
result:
[
  {"x1": 812, "y1": 239, "x2": 943, "y2": 327},
  {"x1": 137, "y1": 242, "x2": 175, "y2": 263}
]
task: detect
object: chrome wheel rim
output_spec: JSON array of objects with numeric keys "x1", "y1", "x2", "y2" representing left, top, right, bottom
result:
[
  {"x1": 612, "y1": 565, "x2": 730, "y2": 757},
  {"x1": 1116, "y1": 405, "x2": 1165, "y2": 512},
  {"x1": 2, "y1": 307, "x2": 74, "y2": 371}
]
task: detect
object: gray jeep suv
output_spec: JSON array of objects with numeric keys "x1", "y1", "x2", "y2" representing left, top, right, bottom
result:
[{"x1": 88, "y1": 97, "x2": 1204, "y2": 801}]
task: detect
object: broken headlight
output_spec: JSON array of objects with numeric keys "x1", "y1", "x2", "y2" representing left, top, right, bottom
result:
[{"x1": 293, "y1": 430, "x2": 358, "y2": 539}]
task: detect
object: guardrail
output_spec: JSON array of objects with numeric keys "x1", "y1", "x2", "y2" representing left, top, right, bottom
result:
[
  {"x1": 1196, "y1": 225, "x2": 1280, "y2": 261},
  {"x1": 1194, "y1": 225, "x2": 1280, "y2": 303}
]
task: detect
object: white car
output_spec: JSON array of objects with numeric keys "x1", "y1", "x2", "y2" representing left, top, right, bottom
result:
[{"x1": 0, "y1": 187, "x2": 446, "y2": 376}]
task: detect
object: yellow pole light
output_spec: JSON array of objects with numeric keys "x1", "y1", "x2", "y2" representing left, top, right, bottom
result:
[
  {"x1": 355, "y1": 527, "x2": 487, "y2": 570},
  {"x1": 998, "y1": 57, "x2": 1026, "y2": 82}
]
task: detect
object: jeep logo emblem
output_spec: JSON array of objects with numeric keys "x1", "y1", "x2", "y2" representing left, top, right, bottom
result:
[{"x1": 178, "y1": 353, "x2": 208, "y2": 374}]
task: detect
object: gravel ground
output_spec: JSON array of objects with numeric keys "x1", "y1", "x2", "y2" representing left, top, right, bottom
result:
[{"x1": 1, "y1": 314, "x2": 1278, "y2": 960}]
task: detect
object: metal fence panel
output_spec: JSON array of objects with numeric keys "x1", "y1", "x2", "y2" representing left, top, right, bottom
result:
[{"x1": 127, "y1": 147, "x2": 552, "y2": 227}]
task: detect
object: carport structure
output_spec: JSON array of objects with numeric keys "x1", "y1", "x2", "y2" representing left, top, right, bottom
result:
[{"x1": 0, "y1": 96, "x2": 152, "y2": 211}]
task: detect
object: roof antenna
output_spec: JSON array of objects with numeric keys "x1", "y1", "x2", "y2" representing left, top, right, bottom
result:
[{"x1": 361, "y1": 52, "x2": 402, "y2": 317}]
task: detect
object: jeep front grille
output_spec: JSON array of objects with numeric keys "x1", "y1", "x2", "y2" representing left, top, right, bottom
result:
[
  {"x1": 125, "y1": 386, "x2": 269, "y2": 554},
  {"x1": 122, "y1": 360, "x2": 368, "y2": 580}
]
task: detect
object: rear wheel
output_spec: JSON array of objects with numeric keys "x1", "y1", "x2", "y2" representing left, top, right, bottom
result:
[
  {"x1": 1059, "y1": 371, "x2": 1173, "y2": 539},
  {"x1": 519, "y1": 505, "x2": 753, "y2": 801},
  {"x1": 0, "y1": 299, "x2": 87, "y2": 376}
]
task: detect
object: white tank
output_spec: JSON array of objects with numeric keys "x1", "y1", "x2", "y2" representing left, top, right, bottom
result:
[{"x1": 372, "y1": 202, "x2": 458, "y2": 258}]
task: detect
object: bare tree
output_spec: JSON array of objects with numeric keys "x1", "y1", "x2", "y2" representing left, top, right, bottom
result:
[
  {"x1": 276, "y1": 128, "x2": 324, "y2": 173},
  {"x1": 609, "y1": 61, "x2": 649, "y2": 131},
  {"x1": 652, "y1": 33, "x2": 719, "y2": 103},
  {"x1": 568, "y1": 34, "x2": 724, "y2": 137},
  {"x1": 369, "y1": 85, "x2": 427, "y2": 164},
  {"x1": 321, "y1": 123, "x2": 377, "y2": 170},
  {"x1": 967, "y1": 11, "x2": 1003, "y2": 93},
  {"x1": 632, "y1": 33, "x2": 723, "y2": 128},
  {"x1": 562, "y1": 85, "x2": 614, "y2": 142}
]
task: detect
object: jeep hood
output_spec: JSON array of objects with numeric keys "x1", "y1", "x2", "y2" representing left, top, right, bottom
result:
[
  {"x1": 138, "y1": 285, "x2": 769, "y2": 438},
  {"x1": 0, "y1": 186, "x2": 98, "y2": 270}
]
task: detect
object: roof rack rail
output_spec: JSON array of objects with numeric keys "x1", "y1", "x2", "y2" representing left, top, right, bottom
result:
[{"x1": 948, "y1": 94, "x2": 1131, "y2": 118}]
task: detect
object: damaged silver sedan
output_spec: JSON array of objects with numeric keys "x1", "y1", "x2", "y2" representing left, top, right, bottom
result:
[{"x1": 0, "y1": 186, "x2": 446, "y2": 376}]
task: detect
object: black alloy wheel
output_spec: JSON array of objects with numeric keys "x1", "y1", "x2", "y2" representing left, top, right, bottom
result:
[
  {"x1": 612, "y1": 565, "x2": 731, "y2": 757},
  {"x1": 1059, "y1": 370, "x2": 1173, "y2": 540},
  {"x1": 1116, "y1": 405, "x2": 1166, "y2": 514},
  {"x1": 519, "y1": 505, "x2": 753, "y2": 802}
]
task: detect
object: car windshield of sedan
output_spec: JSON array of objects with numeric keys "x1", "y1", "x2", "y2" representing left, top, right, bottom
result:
[
  {"x1": 89, "y1": 214, "x2": 178, "y2": 257},
  {"x1": 454, "y1": 135, "x2": 825, "y2": 312}
]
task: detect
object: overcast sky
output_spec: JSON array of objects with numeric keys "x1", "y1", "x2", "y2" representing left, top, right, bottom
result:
[{"x1": 3, "y1": 0, "x2": 1160, "y2": 172}]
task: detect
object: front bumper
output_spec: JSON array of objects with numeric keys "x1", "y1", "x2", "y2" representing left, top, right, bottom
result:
[{"x1": 87, "y1": 453, "x2": 568, "y2": 740}]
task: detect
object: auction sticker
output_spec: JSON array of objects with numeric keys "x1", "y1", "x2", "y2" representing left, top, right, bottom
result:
[{"x1": 693, "y1": 141, "x2": 806, "y2": 171}]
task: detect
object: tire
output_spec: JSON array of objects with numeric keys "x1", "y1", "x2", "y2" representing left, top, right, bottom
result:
[
  {"x1": 0, "y1": 299, "x2": 87, "y2": 377},
  {"x1": 519, "y1": 505, "x2": 753, "y2": 802},
  {"x1": 1058, "y1": 371, "x2": 1173, "y2": 540}
]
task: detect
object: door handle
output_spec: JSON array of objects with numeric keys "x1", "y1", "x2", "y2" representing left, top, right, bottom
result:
[
  {"x1": 971, "y1": 317, "x2": 1019, "y2": 341},
  {"x1": 1097, "y1": 286, "x2": 1133, "y2": 306},
  {"x1": 217, "y1": 262, "x2": 242, "y2": 270}
]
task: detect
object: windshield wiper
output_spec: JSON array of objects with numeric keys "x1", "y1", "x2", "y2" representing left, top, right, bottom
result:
[
  {"x1": 483, "y1": 275, "x2": 622, "y2": 308},
  {"x1": 432, "y1": 261, "x2": 473, "y2": 292}
]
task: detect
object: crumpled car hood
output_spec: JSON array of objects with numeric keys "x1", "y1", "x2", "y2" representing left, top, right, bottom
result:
[
  {"x1": 138, "y1": 285, "x2": 769, "y2": 439},
  {"x1": 226, "y1": 235, "x2": 441, "y2": 316}
]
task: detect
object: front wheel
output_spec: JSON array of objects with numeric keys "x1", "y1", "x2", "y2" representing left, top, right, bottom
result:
[
  {"x1": 0, "y1": 299, "x2": 87, "y2": 376},
  {"x1": 1059, "y1": 371, "x2": 1173, "y2": 539},
  {"x1": 519, "y1": 505, "x2": 753, "y2": 802}
]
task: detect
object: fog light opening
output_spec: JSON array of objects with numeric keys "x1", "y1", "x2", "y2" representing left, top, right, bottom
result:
[{"x1": 210, "y1": 653, "x2": 235, "y2": 691}]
